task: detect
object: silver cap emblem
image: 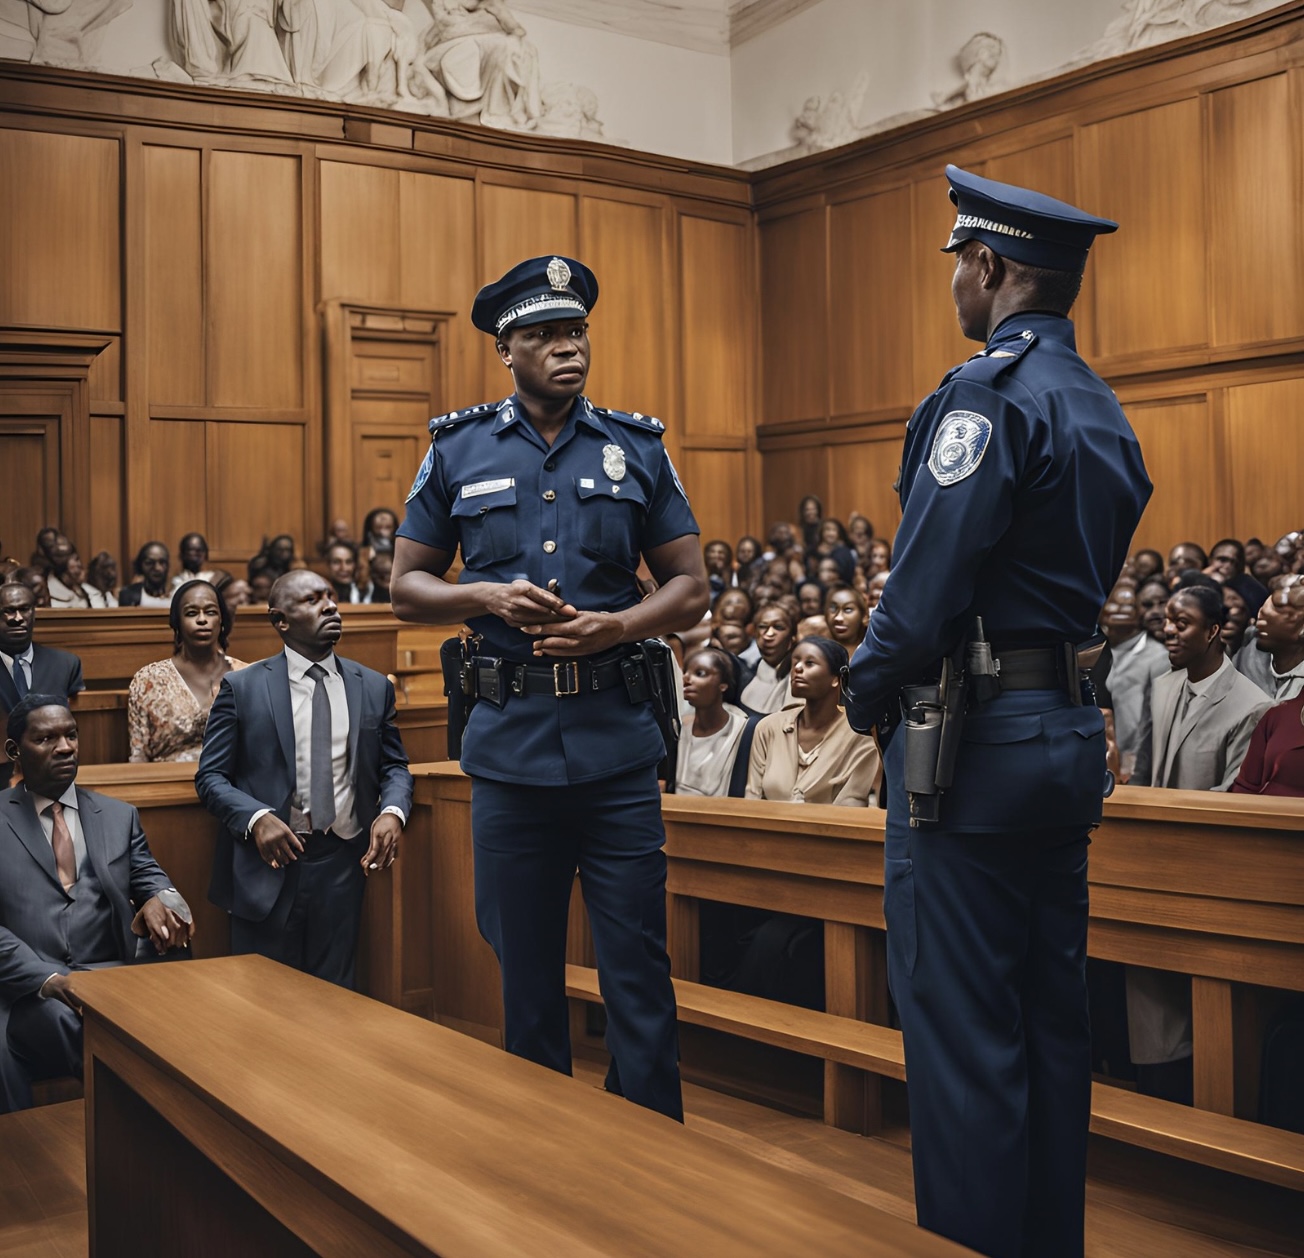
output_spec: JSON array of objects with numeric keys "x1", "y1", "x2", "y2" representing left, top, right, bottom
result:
[{"x1": 547, "y1": 257, "x2": 571, "y2": 290}]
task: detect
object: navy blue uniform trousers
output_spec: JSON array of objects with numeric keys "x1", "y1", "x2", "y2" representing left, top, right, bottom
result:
[
  {"x1": 883, "y1": 737, "x2": 1092, "y2": 1258},
  {"x1": 470, "y1": 765, "x2": 682, "y2": 1122}
]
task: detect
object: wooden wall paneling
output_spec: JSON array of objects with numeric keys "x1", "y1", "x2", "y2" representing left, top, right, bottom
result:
[
  {"x1": 207, "y1": 422, "x2": 305, "y2": 559},
  {"x1": 1123, "y1": 395, "x2": 1223, "y2": 552},
  {"x1": 758, "y1": 207, "x2": 827, "y2": 425},
  {"x1": 679, "y1": 448, "x2": 749, "y2": 550},
  {"x1": 762, "y1": 443, "x2": 828, "y2": 531},
  {"x1": 0, "y1": 128, "x2": 120, "y2": 331},
  {"x1": 1078, "y1": 101, "x2": 1207, "y2": 364},
  {"x1": 144, "y1": 418, "x2": 207, "y2": 557},
  {"x1": 1209, "y1": 73, "x2": 1304, "y2": 349},
  {"x1": 87, "y1": 337, "x2": 122, "y2": 407},
  {"x1": 828, "y1": 184, "x2": 914, "y2": 418},
  {"x1": 825, "y1": 435, "x2": 903, "y2": 539},
  {"x1": 580, "y1": 195, "x2": 677, "y2": 452},
  {"x1": 0, "y1": 410, "x2": 60, "y2": 555},
  {"x1": 1225, "y1": 376, "x2": 1304, "y2": 542},
  {"x1": 88, "y1": 415, "x2": 124, "y2": 564},
  {"x1": 909, "y1": 172, "x2": 973, "y2": 401},
  {"x1": 319, "y1": 161, "x2": 400, "y2": 306},
  {"x1": 207, "y1": 150, "x2": 304, "y2": 410},
  {"x1": 143, "y1": 146, "x2": 204, "y2": 407},
  {"x1": 476, "y1": 180, "x2": 578, "y2": 408}
]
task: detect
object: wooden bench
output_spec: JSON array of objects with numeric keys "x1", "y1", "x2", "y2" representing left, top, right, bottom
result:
[{"x1": 565, "y1": 964, "x2": 1304, "y2": 1193}]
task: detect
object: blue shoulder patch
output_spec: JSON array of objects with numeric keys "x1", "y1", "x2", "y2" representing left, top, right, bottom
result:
[
  {"x1": 591, "y1": 404, "x2": 666, "y2": 437},
  {"x1": 428, "y1": 400, "x2": 500, "y2": 436},
  {"x1": 405, "y1": 444, "x2": 435, "y2": 503},
  {"x1": 928, "y1": 410, "x2": 993, "y2": 486}
]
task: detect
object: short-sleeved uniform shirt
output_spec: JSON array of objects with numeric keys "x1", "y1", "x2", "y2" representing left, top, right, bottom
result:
[
  {"x1": 846, "y1": 312, "x2": 1152, "y2": 830},
  {"x1": 399, "y1": 393, "x2": 699, "y2": 786}
]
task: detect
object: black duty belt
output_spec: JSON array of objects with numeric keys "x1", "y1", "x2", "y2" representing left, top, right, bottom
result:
[
  {"x1": 991, "y1": 646, "x2": 1066, "y2": 691},
  {"x1": 469, "y1": 651, "x2": 629, "y2": 703}
]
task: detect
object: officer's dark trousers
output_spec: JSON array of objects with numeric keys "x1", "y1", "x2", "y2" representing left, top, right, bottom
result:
[
  {"x1": 884, "y1": 752, "x2": 1091, "y2": 1256},
  {"x1": 470, "y1": 765, "x2": 683, "y2": 1122}
]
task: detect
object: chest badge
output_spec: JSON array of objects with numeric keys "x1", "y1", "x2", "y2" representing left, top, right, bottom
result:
[
  {"x1": 928, "y1": 411, "x2": 992, "y2": 487},
  {"x1": 602, "y1": 444, "x2": 627, "y2": 481}
]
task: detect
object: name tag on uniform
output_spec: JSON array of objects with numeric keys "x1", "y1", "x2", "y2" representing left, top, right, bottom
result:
[
  {"x1": 462, "y1": 478, "x2": 515, "y2": 499},
  {"x1": 580, "y1": 478, "x2": 595, "y2": 488}
]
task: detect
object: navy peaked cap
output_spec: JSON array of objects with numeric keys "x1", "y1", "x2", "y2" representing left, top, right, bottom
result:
[
  {"x1": 472, "y1": 255, "x2": 598, "y2": 336},
  {"x1": 942, "y1": 165, "x2": 1118, "y2": 273}
]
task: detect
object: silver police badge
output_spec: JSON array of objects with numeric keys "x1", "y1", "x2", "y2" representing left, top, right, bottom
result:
[
  {"x1": 602, "y1": 444, "x2": 627, "y2": 481},
  {"x1": 928, "y1": 411, "x2": 992, "y2": 486},
  {"x1": 547, "y1": 257, "x2": 571, "y2": 290}
]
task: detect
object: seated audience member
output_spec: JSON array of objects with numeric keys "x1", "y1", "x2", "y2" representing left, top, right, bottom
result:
[
  {"x1": 809, "y1": 518, "x2": 856, "y2": 576},
  {"x1": 1137, "y1": 576, "x2": 1171, "y2": 644},
  {"x1": 847, "y1": 512, "x2": 872, "y2": 557},
  {"x1": 196, "y1": 570, "x2": 412, "y2": 987},
  {"x1": 28, "y1": 528, "x2": 59, "y2": 570},
  {"x1": 714, "y1": 589, "x2": 758, "y2": 665},
  {"x1": 170, "y1": 533, "x2": 218, "y2": 591},
  {"x1": 368, "y1": 549, "x2": 393, "y2": 604},
  {"x1": 44, "y1": 538, "x2": 90, "y2": 609},
  {"x1": 0, "y1": 695, "x2": 193, "y2": 1111},
  {"x1": 746, "y1": 637, "x2": 880, "y2": 806},
  {"x1": 741, "y1": 604, "x2": 797, "y2": 714},
  {"x1": 1135, "y1": 586, "x2": 1271, "y2": 790},
  {"x1": 217, "y1": 576, "x2": 252, "y2": 616},
  {"x1": 1251, "y1": 576, "x2": 1304, "y2": 700},
  {"x1": 1131, "y1": 548, "x2": 1164, "y2": 585},
  {"x1": 711, "y1": 620, "x2": 751, "y2": 660},
  {"x1": 1100, "y1": 583, "x2": 1169, "y2": 773},
  {"x1": 797, "y1": 496, "x2": 823, "y2": 551},
  {"x1": 1205, "y1": 537, "x2": 1268, "y2": 612},
  {"x1": 8, "y1": 568, "x2": 50, "y2": 609},
  {"x1": 825, "y1": 585, "x2": 868, "y2": 651},
  {"x1": 762, "y1": 556, "x2": 796, "y2": 595},
  {"x1": 734, "y1": 535, "x2": 762, "y2": 586},
  {"x1": 866, "y1": 569, "x2": 889, "y2": 611},
  {"x1": 864, "y1": 538, "x2": 892, "y2": 577},
  {"x1": 253, "y1": 534, "x2": 301, "y2": 579},
  {"x1": 325, "y1": 541, "x2": 371, "y2": 604},
  {"x1": 118, "y1": 542, "x2": 171, "y2": 607},
  {"x1": 1231, "y1": 693, "x2": 1304, "y2": 796},
  {"x1": 796, "y1": 580, "x2": 825, "y2": 620},
  {"x1": 796, "y1": 615, "x2": 829, "y2": 641},
  {"x1": 317, "y1": 518, "x2": 354, "y2": 559},
  {"x1": 703, "y1": 539, "x2": 734, "y2": 603},
  {"x1": 1221, "y1": 586, "x2": 1250, "y2": 656},
  {"x1": 1164, "y1": 541, "x2": 1207, "y2": 587},
  {"x1": 0, "y1": 583, "x2": 84, "y2": 788},
  {"x1": 674, "y1": 648, "x2": 762, "y2": 798},
  {"x1": 128, "y1": 581, "x2": 247, "y2": 764},
  {"x1": 361, "y1": 508, "x2": 398, "y2": 558},
  {"x1": 84, "y1": 552, "x2": 119, "y2": 608},
  {"x1": 815, "y1": 554, "x2": 851, "y2": 589},
  {"x1": 763, "y1": 521, "x2": 797, "y2": 563}
]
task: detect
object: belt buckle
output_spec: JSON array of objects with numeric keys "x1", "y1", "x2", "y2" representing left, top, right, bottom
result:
[{"x1": 553, "y1": 660, "x2": 580, "y2": 697}]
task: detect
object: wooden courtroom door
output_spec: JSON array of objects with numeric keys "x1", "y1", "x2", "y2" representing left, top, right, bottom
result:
[
  {"x1": 323, "y1": 303, "x2": 450, "y2": 532},
  {"x1": 0, "y1": 405, "x2": 63, "y2": 558}
]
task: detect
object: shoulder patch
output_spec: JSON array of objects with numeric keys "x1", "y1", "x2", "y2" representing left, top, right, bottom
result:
[
  {"x1": 592, "y1": 404, "x2": 666, "y2": 436},
  {"x1": 956, "y1": 331, "x2": 1038, "y2": 386},
  {"x1": 405, "y1": 443, "x2": 435, "y2": 503},
  {"x1": 928, "y1": 411, "x2": 992, "y2": 486},
  {"x1": 428, "y1": 400, "x2": 499, "y2": 435}
]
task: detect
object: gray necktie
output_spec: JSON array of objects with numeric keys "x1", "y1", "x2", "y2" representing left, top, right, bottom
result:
[{"x1": 306, "y1": 663, "x2": 336, "y2": 833}]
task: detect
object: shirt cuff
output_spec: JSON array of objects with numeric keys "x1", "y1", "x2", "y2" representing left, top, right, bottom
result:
[
  {"x1": 380, "y1": 805, "x2": 407, "y2": 827},
  {"x1": 38, "y1": 972, "x2": 61, "y2": 999},
  {"x1": 245, "y1": 808, "x2": 272, "y2": 839}
]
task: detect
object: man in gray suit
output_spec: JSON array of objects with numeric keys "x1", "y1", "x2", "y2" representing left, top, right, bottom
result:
[
  {"x1": 1, "y1": 695, "x2": 193, "y2": 1112},
  {"x1": 196, "y1": 570, "x2": 413, "y2": 988}
]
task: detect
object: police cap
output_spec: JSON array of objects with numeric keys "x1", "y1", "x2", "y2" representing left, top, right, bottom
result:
[
  {"x1": 472, "y1": 255, "x2": 599, "y2": 336},
  {"x1": 942, "y1": 164, "x2": 1118, "y2": 273}
]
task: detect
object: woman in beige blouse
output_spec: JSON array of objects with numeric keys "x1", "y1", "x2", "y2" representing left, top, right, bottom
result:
[
  {"x1": 746, "y1": 636, "x2": 880, "y2": 806},
  {"x1": 128, "y1": 580, "x2": 247, "y2": 762}
]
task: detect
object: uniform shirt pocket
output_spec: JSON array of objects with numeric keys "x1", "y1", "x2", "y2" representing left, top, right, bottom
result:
[
  {"x1": 451, "y1": 484, "x2": 520, "y2": 568},
  {"x1": 575, "y1": 478, "x2": 648, "y2": 567}
]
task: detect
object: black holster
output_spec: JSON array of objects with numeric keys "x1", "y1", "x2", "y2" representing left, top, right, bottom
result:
[
  {"x1": 901, "y1": 653, "x2": 968, "y2": 827},
  {"x1": 439, "y1": 634, "x2": 478, "y2": 760},
  {"x1": 634, "y1": 638, "x2": 681, "y2": 790}
]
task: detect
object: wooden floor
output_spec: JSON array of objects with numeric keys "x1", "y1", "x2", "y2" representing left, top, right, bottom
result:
[{"x1": 3, "y1": 1074, "x2": 1301, "y2": 1257}]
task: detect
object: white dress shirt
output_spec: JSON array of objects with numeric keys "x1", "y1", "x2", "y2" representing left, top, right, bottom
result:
[
  {"x1": 27, "y1": 782, "x2": 86, "y2": 875},
  {"x1": 1, "y1": 644, "x2": 33, "y2": 694}
]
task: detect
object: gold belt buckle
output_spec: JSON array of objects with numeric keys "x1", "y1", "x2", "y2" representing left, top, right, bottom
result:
[{"x1": 553, "y1": 660, "x2": 580, "y2": 696}]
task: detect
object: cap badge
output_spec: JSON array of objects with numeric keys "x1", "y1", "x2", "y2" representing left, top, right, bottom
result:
[
  {"x1": 603, "y1": 444, "x2": 627, "y2": 481},
  {"x1": 547, "y1": 257, "x2": 572, "y2": 290}
]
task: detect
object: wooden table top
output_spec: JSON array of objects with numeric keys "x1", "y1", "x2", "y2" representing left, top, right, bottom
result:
[{"x1": 74, "y1": 956, "x2": 968, "y2": 1257}]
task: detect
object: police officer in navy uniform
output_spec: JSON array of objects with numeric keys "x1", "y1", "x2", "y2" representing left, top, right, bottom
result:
[
  {"x1": 845, "y1": 168, "x2": 1151, "y2": 1257},
  {"x1": 391, "y1": 256, "x2": 708, "y2": 1122}
]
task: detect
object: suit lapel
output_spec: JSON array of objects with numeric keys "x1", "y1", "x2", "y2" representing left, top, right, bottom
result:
[
  {"x1": 264, "y1": 654, "x2": 297, "y2": 787},
  {"x1": 1153, "y1": 675, "x2": 1182, "y2": 784},
  {"x1": 341, "y1": 657, "x2": 362, "y2": 767},
  {"x1": 4, "y1": 791, "x2": 61, "y2": 889},
  {"x1": 77, "y1": 788, "x2": 113, "y2": 888},
  {"x1": 1168, "y1": 666, "x2": 1234, "y2": 773},
  {"x1": 0, "y1": 659, "x2": 18, "y2": 709}
]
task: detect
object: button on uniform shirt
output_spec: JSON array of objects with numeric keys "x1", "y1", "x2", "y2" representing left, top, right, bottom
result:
[
  {"x1": 398, "y1": 394, "x2": 699, "y2": 787},
  {"x1": 284, "y1": 647, "x2": 358, "y2": 838},
  {"x1": 1, "y1": 644, "x2": 33, "y2": 696}
]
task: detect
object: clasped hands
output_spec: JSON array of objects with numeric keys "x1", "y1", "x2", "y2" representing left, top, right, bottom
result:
[
  {"x1": 251, "y1": 811, "x2": 401, "y2": 876},
  {"x1": 485, "y1": 579, "x2": 625, "y2": 657}
]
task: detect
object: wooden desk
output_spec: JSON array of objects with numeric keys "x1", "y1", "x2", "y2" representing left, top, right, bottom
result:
[{"x1": 74, "y1": 956, "x2": 966, "y2": 1257}]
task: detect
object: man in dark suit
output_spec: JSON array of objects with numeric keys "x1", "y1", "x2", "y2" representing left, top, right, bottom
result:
[
  {"x1": 1, "y1": 695, "x2": 193, "y2": 1112},
  {"x1": 196, "y1": 570, "x2": 412, "y2": 988},
  {"x1": 0, "y1": 581, "x2": 85, "y2": 788}
]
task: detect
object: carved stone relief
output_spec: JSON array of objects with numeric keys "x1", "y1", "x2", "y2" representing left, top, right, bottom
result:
[
  {"x1": 932, "y1": 31, "x2": 1008, "y2": 109},
  {"x1": 1, "y1": 0, "x2": 133, "y2": 66}
]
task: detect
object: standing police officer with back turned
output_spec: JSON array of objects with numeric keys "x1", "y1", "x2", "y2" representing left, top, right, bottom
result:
[
  {"x1": 391, "y1": 256, "x2": 709, "y2": 1122},
  {"x1": 844, "y1": 168, "x2": 1151, "y2": 1258}
]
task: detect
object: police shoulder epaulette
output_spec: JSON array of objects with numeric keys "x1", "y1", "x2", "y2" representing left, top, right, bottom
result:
[
  {"x1": 593, "y1": 404, "x2": 666, "y2": 436},
  {"x1": 957, "y1": 330, "x2": 1038, "y2": 384},
  {"x1": 427, "y1": 400, "x2": 500, "y2": 436}
]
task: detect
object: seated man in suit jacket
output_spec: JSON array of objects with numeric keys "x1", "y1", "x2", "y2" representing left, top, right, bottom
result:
[
  {"x1": 196, "y1": 570, "x2": 413, "y2": 988},
  {"x1": 1, "y1": 695, "x2": 194, "y2": 1113},
  {"x1": 0, "y1": 582, "x2": 85, "y2": 789}
]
